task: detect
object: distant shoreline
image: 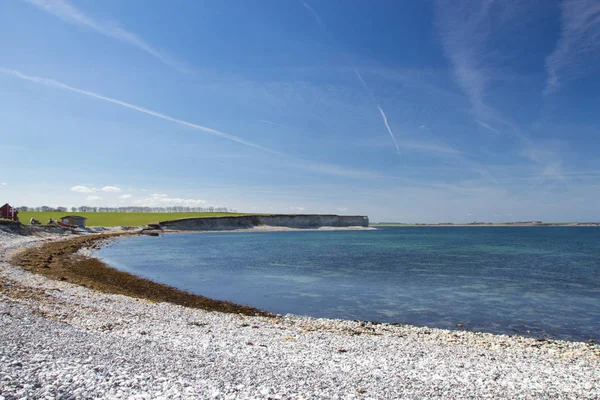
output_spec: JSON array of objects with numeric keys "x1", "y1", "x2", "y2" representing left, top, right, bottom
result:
[{"x1": 373, "y1": 223, "x2": 600, "y2": 227}]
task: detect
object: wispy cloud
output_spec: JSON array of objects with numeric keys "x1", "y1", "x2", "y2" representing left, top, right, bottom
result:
[
  {"x1": 1, "y1": 68, "x2": 283, "y2": 156},
  {"x1": 545, "y1": 0, "x2": 600, "y2": 93},
  {"x1": 353, "y1": 136, "x2": 460, "y2": 156},
  {"x1": 86, "y1": 195, "x2": 102, "y2": 201},
  {"x1": 434, "y1": 1, "x2": 565, "y2": 181},
  {"x1": 435, "y1": 0, "x2": 544, "y2": 127},
  {"x1": 434, "y1": 0, "x2": 533, "y2": 123},
  {"x1": 23, "y1": 0, "x2": 187, "y2": 73},
  {"x1": 1, "y1": 182, "x2": 7, "y2": 186},
  {"x1": 435, "y1": 0, "x2": 496, "y2": 116},
  {"x1": 101, "y1": 186, "x2": 121, "y2": 193},
  {"x1": 71, "y1": 185, "x2": 121, "y2": 193},
  {"x1": 520, "y1": 141, "x2": 565, "y2": 181},
  {"x1": 118, "y1": 194, "x2": 133, "y2": 199}
]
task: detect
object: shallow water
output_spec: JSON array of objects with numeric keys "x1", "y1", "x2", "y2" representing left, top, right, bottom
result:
[{"x1": 96, "y1": 227, "x2": 600, "y2": 342}]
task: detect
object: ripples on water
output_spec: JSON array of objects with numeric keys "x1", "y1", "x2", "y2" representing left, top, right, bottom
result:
[{"x1": 96, "y1": 227, "x2": 600, "y2": 342}]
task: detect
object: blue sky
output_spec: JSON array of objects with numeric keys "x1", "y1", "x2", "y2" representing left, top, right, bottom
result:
[{"x1": 1, "y1": 0, "x2": 600, "y2": 222}]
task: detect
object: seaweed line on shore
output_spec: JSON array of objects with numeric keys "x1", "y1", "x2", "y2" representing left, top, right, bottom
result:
[{"x1": 9, "y1": 232, "x2": 273, "y2": 317}]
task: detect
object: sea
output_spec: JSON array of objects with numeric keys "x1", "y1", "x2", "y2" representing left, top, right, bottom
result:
[{"x1": 95, "y1": 226, "x2": 600, "y2": 342}]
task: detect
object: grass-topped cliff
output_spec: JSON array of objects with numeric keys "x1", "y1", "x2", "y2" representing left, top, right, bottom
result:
[
  {"x1": 18, "y1": 212, "x2": 369, "y2": 228},
  {"x1": 18, "y1": 211, "x2": 245, "y2": 227}
]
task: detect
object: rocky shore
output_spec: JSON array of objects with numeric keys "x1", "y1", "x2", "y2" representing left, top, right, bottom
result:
[{"x1": 1, "y1": 230, "x2": 599, "y2": 399}]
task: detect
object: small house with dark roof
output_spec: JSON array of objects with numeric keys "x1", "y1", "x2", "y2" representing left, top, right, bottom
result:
[
  {"x1": 0, "y1": 203, "x2": 18, "y2": 221},
  {"x1": 60, "y1": 215, "x2": 87, "y2": 228}
]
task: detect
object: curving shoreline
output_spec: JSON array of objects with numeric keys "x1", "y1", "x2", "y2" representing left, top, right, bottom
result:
[
  {"x1": 9, "y1": 232, "x2": 271, "y2": 317},
  {"x1": 1, "y1": 229, "x2": 599, "y2": 398}
]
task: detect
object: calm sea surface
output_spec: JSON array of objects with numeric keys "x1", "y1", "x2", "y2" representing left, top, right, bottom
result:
[{"x1": 96, "y1": 227, "x2": 600, "y2": 342}]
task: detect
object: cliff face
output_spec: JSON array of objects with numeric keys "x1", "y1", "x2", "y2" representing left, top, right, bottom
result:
[
  {"x1": 159, "y1": 216, "x2": 258, "y2": 231},
  {"x1": 158, "y1": 214, "x2": 369, "y2": 231},
  {"x1": 256, "y1": 215, "x2": 369, "y2": 228}
]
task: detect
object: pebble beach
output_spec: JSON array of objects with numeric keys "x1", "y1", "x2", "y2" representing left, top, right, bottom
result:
[{"x1": 1, "y1": 230, "x2": 599, "y2": 399}]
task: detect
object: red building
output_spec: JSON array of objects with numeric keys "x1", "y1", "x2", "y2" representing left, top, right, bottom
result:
[{"x1": 0, "y1": 203, "x2": 19, "y2": 221}]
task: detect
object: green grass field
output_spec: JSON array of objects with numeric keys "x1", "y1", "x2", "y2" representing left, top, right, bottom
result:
[{"x1": 19, "y1": 212, "x2": 244, "y2": 227}]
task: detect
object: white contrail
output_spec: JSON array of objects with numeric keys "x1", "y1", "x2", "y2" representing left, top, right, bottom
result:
[
  {"x1": 0, "y1": 68, "x2": 281, "y2": 155},
  {"x1": 259, "y1": 119, "x2": 279, "y2": 126},
  {"x1": 356, "y1": 68, "x2": 401, "y2": 154},
  {"x1": 355, "y1": 67, "x2": 400, "y2": 154},
  {"x1": 2, "y1": 68, "x2": 401, "y2": 180},
  {"x1": 377, "y1": 106, "x2": 400, "y2": 154},
  {"x1": 353, "y1": 67, "x2": 369, "y2": 92},
  {"x1": 476, "y1": 120, "x2": 501, "y2": 134},
  {"x1": 22, "y1": 0, "x2": 187, "y2": 73},
  {"x1": 302, "y1": 2, "x2": 401, "y2": 154},
  {"x1": 356, "y1": 69, "x2": 402, "y2": 155},
  {"x1": 301, "y1": 1, "x2": 326, "y2": 31}
]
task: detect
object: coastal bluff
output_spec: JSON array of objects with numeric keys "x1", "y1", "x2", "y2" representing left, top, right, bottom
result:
[{"x1": 158, "y1": 214, "x2": 369, "y2": 231}]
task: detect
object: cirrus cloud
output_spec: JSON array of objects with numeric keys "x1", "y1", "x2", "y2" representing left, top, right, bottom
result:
[{"x1": 545, "y1": 0, "x2": 600, "y2": 92}]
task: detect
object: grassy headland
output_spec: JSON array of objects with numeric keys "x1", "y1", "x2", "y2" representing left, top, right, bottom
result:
[{"x1": 19, "y1": 211, "x2": 244, "y2": 227}]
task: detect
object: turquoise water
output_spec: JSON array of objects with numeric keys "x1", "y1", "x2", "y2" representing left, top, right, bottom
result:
[{"x1": 96, "y1": 227, "x2": 600, "y2": 342}]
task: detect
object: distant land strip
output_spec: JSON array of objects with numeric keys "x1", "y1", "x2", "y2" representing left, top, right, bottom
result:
[{"x1": 373, "y1": 222, "x2": 600, "y2": 226}]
